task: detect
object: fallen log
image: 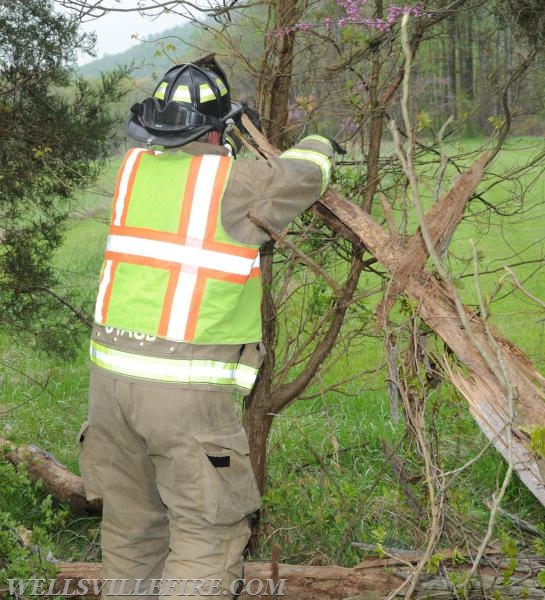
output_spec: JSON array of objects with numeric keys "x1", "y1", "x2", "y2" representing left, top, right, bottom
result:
[
  {"x1": 0, "y1": 438, "x2": 101, "y2": 515},
  {"x1": 0, "y1": 392, "x2": 543, "y2": 594},
  {"x1": 32, "y1": 555, "x2": 545, "y2": 600}
]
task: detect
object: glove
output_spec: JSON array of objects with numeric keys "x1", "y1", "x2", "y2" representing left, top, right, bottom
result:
[{"x1": 326, "y1": 137, "x2": 347, "y2": 155}]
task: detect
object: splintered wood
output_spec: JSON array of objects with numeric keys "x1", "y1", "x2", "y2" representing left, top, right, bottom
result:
[{"x1": 320, "y1": 179, "x2": 545, "y2": 506}]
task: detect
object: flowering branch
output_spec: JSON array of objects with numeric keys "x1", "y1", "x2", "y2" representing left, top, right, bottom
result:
[{"x1": 267, "y1": 0, "x2": 423, "y2": 36}]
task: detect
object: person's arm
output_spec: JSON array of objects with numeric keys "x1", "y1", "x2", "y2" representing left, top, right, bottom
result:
[{"x1": 221, "y1": 135, "x2": 335, "y2": 245}]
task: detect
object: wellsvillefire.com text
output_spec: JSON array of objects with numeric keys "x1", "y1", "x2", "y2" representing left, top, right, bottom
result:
[{"x1": 7, "y1": 578, "x2": 287, "y2": 597}]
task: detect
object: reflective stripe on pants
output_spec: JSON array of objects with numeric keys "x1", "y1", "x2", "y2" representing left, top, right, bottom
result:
[{"x1": 89, "y1": 340, "x2": 259, "y2": 392}]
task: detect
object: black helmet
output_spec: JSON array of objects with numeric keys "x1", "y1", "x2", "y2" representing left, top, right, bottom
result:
[{"x1": 126, "y1": 62, "x2": 243, "y2": 147}]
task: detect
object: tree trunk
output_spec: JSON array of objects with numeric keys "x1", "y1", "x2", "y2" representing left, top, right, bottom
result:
[
  {"x1": 362, "y1": 52, "x2": 385, "y2": 213},
  {"x1": 255, "y1": 0, "x2": 304, "y2": 148},
  {"x1": 243, "y1": 400, "x2": 275, "y2": 495},
  {"x1": 363, "y1": 0, "x2": 384, "y2": 212},
  {"x1": 459, "y1": 9, "x2": 474, "y2": 101},
  {"x1": 243, "y1": 240, "x2": 277, "y2": 494},
  {"x1": 445, "y1": 15, "x2": 458, "y2": 117}
]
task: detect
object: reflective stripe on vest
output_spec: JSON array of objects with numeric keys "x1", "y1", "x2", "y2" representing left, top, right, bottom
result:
[
  {"x1": 94, "y1": 149, "x2": 262, "y2": 344},
  {"x1": 90, "y1": 340, "x2": 258, "y2": 391}
]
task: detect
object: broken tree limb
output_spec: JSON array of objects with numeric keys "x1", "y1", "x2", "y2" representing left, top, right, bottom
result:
[
  {"x1": 0, "y1": 438, "x2": 101, "y2": 515},
  {"x1": 241, "y1": 117, "x2": 545, "y2": 506},
  {"x1": 375, "y1": 152, "x2": 490, "y2": 329},
  {"x1": 324, "y1": 189, "x2": 545, "y2": 505},
  {"x1": 4, "y1": 125, "x2": 545, "y2": 513}
]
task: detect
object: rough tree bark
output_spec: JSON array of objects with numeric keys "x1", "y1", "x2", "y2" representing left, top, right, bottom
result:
[
  {"x1": 243, "y1": 242, "x2": 277, "y2": 495},
  {"x1": 255, "y1": 0, "x2": 305, "y2": 148}
]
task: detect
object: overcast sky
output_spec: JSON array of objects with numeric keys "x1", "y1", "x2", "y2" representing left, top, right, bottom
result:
[{"x1": 76, "y1": 1, "x2": 189, "y2": 64}]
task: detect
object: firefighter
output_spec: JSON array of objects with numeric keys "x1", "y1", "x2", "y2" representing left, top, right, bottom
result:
[{"x1": 79, "y1": 59, "x2": 339, "y2": 598}]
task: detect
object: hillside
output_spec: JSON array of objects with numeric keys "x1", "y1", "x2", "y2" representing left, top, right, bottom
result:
[{"x1": 76, "y1": 22, "x2": 201, "y2": 80}]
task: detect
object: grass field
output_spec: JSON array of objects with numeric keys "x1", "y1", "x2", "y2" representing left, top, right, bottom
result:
[{"x1": 1, "y1": 137, "x2": 545, "y2": 569}]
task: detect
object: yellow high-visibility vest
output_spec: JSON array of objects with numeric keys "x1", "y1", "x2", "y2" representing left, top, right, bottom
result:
[{"x1": 93, "y1": 148, "x2": 262, "y2": 345}]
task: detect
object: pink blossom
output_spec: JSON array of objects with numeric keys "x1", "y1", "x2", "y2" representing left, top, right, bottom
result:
[
  {"x1": 267, "y1": 2, "x2": 422, "y2": 36},
  {"x1": 335, "y1": 0, "x2": 422, "y2": 29}
]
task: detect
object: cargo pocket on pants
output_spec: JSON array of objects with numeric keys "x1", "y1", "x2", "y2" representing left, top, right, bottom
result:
[
  {"x1": 195, "y1": 428, "x2": 261, "y2": 525},
  {"x1": 77, "y1": 420, "x2": 102, "y2": 501}
]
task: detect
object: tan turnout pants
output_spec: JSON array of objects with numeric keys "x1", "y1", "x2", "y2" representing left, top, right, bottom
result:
[{"x1": 79, "y1": 366, "x2": 261, "y2": 599}]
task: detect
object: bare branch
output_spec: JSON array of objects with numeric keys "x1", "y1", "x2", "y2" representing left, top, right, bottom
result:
[
  {"x1": 270, "y1": 250, "x2": 364, "y2": 412},
  {"x1": 248, "y1": 213, "x2": 343, "y2": 296}
]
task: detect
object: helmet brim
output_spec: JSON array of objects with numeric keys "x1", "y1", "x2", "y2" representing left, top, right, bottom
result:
[
  {"x1": 125, "y1": 101, "x2": 244, "y2": 148},
  {"x1": 125, "y1": 115, "x2": 212, "y2": 147}
]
